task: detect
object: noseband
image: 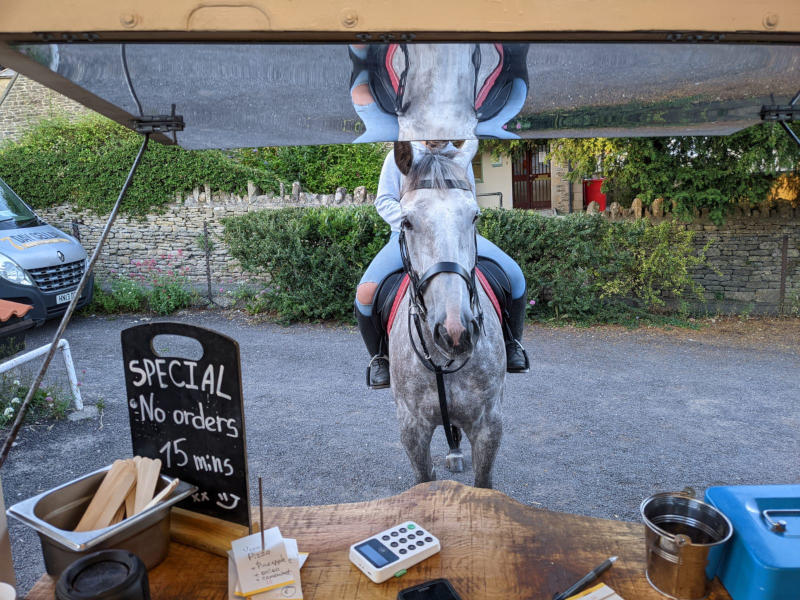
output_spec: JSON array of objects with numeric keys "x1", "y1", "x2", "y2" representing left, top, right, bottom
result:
[{"x1": 398, "y1": 178, "x2": 484, "y2": 375}]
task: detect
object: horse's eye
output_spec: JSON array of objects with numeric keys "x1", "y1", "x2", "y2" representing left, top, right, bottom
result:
[{"x1": 402, "y1": 218, "x2": 413, "y2": 231}]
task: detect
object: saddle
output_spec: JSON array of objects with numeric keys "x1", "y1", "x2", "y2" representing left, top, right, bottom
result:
[{"x1": 371, "y1": 258, "x2": 512, "y2": 343}]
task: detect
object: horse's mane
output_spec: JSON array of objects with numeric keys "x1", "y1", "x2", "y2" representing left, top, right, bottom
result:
[{"x1": 401, "y1": 147, "x2": 469, "y2": 197}]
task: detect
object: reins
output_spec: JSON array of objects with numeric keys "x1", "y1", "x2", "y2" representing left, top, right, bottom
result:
[{"x1": 397, "y1": 177, "x2": 484, "y2": 454}]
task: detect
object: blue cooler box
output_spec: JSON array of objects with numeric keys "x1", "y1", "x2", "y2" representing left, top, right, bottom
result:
[{"x1": 705, "y1": 485, "x2": 800, "y2": 600}]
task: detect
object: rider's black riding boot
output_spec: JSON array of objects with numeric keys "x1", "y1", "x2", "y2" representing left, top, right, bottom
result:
[
  {"x1": 355, "y1": 306, "x2": 390, "y2": 389},
  {"x1": 506, "y1": 296, "x2": 530, "y2": 373}
]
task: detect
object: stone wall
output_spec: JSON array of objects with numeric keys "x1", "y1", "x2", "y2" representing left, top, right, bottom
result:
[
  {"x1": 0, "y1": 73, "x2": 91, "y2": 142},
  {"x1": 37, "y1": 185, "x2": 374, "y2": 287},
  {"x1": 597, "y1": 199, "x2": 800, "y2": 314},
  {"x1": 32, "y1": 180, "x2": 800, "y2": 315}
]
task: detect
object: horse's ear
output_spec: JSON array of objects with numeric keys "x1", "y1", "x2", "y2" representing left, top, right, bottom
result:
[
  {"x1": 394, "y1": 141, "x2": 413, "y2": 175},
  {"x1": 454, "y1": 139, "x2": 479, "y2": 170}
]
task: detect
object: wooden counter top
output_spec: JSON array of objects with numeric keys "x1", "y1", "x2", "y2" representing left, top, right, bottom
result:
[{"x1": 27, "y1": 480, "x2": 732, "y2": 599}]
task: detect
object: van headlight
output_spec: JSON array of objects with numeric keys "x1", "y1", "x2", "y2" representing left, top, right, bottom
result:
[{"x1": 0, "y1": 253, "x2": 35, "y2": 286}]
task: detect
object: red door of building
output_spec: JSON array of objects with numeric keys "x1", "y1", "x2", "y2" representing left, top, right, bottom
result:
[{"x1": 512, "y1": 144, "x2": 551, "y2": 210}]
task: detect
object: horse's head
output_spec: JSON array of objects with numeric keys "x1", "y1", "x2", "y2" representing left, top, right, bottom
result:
[
  {"x1": 396, "y1": 45, "x2": 481, "y2": 140},
  {"x1": 397, "y1": 140, "x2": 482, "y2": 359}
]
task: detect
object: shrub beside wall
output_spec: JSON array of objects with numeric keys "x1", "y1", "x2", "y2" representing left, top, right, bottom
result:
[
  {"x1": 222, "y1": 207, "x2": 390, "y2": 321},
  {"x1": 223, "y1": 207, "x2": 707, "y2": 323}
]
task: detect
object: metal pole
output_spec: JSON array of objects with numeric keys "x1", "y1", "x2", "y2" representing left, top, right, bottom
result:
[
  {"x1": 0, "y1": 339, "x2": 83, "y2": 411},
  {"x1": 779, "y1": 234, "x2": 789, "y2": 315},
  {"x1": 204, "y1": 220, "x2": 213, "y2": 303},
  {"x1": 0, "y1": 134, "x2": 150, "y2": 468}
]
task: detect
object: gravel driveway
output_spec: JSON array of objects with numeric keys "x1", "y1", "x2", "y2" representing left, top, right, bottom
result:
[{"x1": 2, "y1": 311, "x2": 798, "y2": 596}]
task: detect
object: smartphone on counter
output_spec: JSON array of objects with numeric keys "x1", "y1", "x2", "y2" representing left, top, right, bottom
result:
[{"x1": 397, "y1": 579, "x2": 463, "y2": 600}]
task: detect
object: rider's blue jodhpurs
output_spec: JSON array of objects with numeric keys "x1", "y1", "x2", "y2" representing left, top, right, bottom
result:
[{"x1": 355, "y1": 232, "x2": 526, "y2": 317}]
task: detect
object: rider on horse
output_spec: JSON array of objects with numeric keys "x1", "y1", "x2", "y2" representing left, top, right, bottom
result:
[{"x1": 355, "y1": 141, "x2": 530, "y2": 389}]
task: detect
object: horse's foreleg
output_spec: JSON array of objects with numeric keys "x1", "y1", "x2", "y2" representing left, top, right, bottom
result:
[
  {"x1": 467, "y1": 408, "x2": 503, "y2": 489},
  {"x1": 398, "y1": 415, "x2": 437, "y2": 484}
]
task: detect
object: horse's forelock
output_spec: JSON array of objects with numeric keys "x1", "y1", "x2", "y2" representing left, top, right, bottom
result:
[{"x1": 401, "y1": 149, "x2": 469, "y2": 198}]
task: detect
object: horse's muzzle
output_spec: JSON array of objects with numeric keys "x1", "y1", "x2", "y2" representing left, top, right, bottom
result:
[{"x1": 434, "y1": 317, "x2": 481, "y2": 356}]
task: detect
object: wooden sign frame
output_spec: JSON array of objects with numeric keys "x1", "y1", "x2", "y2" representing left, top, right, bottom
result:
[{"x1": 121, "y1": 322, "x2": 251, "y2": 529}]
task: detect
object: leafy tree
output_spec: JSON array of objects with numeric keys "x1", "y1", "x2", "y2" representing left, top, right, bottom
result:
[{"x1": 547, "y1": 123, "x2": 800, "y2": 224}]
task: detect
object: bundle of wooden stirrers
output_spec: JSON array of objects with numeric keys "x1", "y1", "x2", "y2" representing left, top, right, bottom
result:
[{"x1": 74, "y1": 457, "x2": 180, "y2": 532}]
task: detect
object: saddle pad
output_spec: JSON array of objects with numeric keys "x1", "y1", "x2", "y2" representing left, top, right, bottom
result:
[{"x1": 386, "y1": 268, "x2": 502, "y2": 335}]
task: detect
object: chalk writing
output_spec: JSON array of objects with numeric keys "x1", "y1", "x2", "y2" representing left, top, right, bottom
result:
[{"x1": 123, "y1": 323, "x2": 250, "y2": 526}]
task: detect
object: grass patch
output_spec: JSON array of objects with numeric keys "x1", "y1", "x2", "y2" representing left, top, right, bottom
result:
[{"x1": 0, "y1": 375, "x2": 71, "y2": 428}]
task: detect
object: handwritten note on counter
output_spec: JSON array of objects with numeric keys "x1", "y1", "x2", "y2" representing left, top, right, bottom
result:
[{"x1": 229, "y1": 527, "x2": 307, "y2": 599}]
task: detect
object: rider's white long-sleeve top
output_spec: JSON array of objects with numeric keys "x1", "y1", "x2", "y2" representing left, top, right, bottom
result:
[{"x1": 374, "y1": 142, "x2": 477, "y2": 233}]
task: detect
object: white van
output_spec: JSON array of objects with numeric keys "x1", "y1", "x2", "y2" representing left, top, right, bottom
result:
[{"x1": 0, "y1": 175, "x2": 93, "y2": 325}]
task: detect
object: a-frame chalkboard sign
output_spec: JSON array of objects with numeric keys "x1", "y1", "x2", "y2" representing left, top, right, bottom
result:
[{"x1": 121, "y1": 322, "x2": 251, "y2": 528}]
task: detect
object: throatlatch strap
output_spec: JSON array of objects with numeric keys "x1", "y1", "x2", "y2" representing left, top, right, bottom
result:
[{"x1": 436, "y1": 368, "x2": 458, "y2": 452}]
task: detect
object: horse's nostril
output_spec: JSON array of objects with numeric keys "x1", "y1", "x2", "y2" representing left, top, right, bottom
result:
[
  {"x1": 434, "y1": 323, "x2": 451, "y2": 348},
  {"x1": 471, "y1": 319, "x2": 481, "y2": 342}
]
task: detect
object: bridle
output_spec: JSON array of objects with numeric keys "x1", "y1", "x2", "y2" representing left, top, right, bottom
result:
[
  {"x1": 397, "y1": 176, "x2": 485, "y2": 455},
  {"x1": 398, "y1": 178, "x2": 484, "y2": 374}
]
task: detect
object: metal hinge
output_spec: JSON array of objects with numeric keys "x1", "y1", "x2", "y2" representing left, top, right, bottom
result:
[{"x1": 761, "y1": 90, "x2": 800, "y2": 148}]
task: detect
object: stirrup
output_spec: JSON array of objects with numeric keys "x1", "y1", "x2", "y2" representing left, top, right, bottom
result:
[
  {"x1": 366, "y1": 354, "x2": 391, "y2": 389},
  {"x1": 506, "y1": 338, "x2": 530, "y2": 373}
]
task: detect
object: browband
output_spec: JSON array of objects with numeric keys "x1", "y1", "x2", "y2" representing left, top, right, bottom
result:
[{"x1": 412, "y1": 179, "x2": 473, "y2": 192}]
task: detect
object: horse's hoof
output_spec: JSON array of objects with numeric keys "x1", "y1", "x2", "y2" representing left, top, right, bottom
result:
[{"x1": 445, "y1": 451, "x2": 464, "y2": 473}]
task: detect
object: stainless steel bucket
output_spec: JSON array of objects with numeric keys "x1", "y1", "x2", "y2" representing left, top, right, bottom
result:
[{"x1": 641, "y1": 491, "x2": 733, "y2": 600}]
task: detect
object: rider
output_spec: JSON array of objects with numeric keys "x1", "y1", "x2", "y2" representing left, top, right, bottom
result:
[{"x1": 355, "y1": 141, "x2": 529, "y2": 389}]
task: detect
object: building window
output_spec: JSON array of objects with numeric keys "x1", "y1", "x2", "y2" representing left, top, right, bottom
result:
[{"x1": 472, "y1": 155, "x2": 483, "y2": 183}]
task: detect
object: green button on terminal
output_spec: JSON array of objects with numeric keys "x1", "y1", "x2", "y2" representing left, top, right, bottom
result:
[
  {"x1": 394, "y1": 569, "x2": 407, "y2": 578},
  {"x1": 407, "y1": 524, "x2": 416, "y2": 530}
]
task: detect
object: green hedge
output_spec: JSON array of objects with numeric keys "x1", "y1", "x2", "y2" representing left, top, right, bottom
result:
[
  {"x1": 222, "y1": 206, "x2": 390, "y2": 321},
  {"x1": 0, "y1": 115, "x2": 281, "y2": 216},
  {"x1": 231, "y1": 144, "x2": 387, "y2": 193},
  {"x1": 222, "y1": 207, "x2": 707, "y2": 323}
]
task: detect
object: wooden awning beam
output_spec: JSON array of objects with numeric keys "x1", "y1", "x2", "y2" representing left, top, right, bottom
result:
[{"x1": 1, "y1": 0, "x2": 799, "y2": 44}]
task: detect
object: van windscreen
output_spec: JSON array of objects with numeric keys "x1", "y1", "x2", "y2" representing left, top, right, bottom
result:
[{"x1": 0, "y1": 178, "x2": 38, "y2": 229}]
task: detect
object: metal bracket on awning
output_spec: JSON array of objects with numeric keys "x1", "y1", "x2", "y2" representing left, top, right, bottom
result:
[
  {"x1": 761, "y1": 90, "x2": 800, "y2": 148},
  {"x1": 133, "y1": 104, "x2": 185, "y2": 142}
]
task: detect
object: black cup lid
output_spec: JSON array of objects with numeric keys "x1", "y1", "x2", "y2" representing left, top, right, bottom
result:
[{"x1": 56, "y1": 550, "x2": 149, "y2": 600}]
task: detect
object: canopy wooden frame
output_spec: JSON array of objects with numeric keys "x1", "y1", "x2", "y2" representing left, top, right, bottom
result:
[{"x1": 0, "y1": 0, "x2": 799, "y2": 44}]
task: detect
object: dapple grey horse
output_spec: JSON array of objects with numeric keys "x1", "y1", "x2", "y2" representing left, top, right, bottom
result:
[
  {"x1": 395, "y1": 45, "x2": 481, "y2": 140},
  {"x1": 389, "y1": 140, "x2": 505, "y2": 489}
]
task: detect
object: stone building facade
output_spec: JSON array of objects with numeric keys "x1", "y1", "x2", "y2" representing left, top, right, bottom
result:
[{"x1": 0, "y1": 70, "x2": 91, "y2": 142}]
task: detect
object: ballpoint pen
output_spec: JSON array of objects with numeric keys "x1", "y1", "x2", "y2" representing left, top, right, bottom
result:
[{"x1": 552, "y1": 556, "x2": 618, "y2": 600}]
